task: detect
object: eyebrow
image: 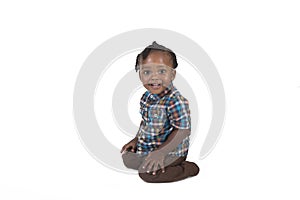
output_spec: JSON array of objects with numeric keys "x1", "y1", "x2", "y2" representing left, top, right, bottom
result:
[
  {"x1": 141, "y1": 66, "x2": 151, "y2": 69},
  {"x1": 141, "y1": 65, "x2": 170, "y2": 69},
  {"x1": 156, "y1": 65, "x2": 169, "y2": 68}
]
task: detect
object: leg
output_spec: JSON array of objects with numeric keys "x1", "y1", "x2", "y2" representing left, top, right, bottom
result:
[
  {"x1": 122, "y1": 152, "x2": 145, "y2": 170},
  {"x1": 139, "y1": 156, "x2": 199, "y2": 183}
]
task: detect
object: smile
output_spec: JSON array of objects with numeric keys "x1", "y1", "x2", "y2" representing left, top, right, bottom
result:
[{"x1": 148, "y1": 83, "x2": 162, "y2": 90}]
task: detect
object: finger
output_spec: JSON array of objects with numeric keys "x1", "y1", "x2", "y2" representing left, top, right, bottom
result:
[
  {"x1": 147, "y1": 163, "x2": 153, "y2": 173},
  {"x1": 142, "y1": 159, "x2": 151, "y2": 171},
  {"x1": 124, "y1": 144, "x2": 134, "y2": 152},
  {"x1": 132, "y1": 146, "x2": 137, "y2": 153},
  {"x1": 152, "y1": 162, "x2": 159, "y2": 175},
  {"x1": 160, "y1": 162, "x2": 165, "y2": 173},
  {"x1": 131, "y1": 147, "x2": 135, "y2": 152},
  {"x1": 143, "y1": 159, "x2": 152, "y2": 173},
  {"x1": 120, "y1": 145, "x2": 126, "y2": 153},
  {"x1": 147, "y1": 161, "x2": 154, "y2": 173}
]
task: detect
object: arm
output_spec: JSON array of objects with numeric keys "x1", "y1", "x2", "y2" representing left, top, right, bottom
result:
[
  {"x1": 142, "y1": 95, "x2": 191, "y2": 175},
  {"x1": 155, "y1": 128, "x2": 190, "y2": 155},
  {"x1": 142, "y1": 128, "x2": 190, "y2": 175},
  {"x1": 120, "y1": 120, "x2": 143, "y2": 153}
]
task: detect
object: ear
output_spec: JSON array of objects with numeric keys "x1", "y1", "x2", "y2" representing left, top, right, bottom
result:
[
  {"x1": 171, "y1": 70, "x2": 176, "y2": 81},
  {"x1": 138, "y1": 70, "x2": 142, "y2": 81}
]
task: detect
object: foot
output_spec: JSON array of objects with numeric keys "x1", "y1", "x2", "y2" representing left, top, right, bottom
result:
[{"x1": 182, "y1": 161, "x2": 200, "y2": 177}]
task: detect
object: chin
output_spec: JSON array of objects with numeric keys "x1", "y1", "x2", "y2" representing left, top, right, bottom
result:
[{"x1": 150, "y1": 90, "x2": 163, "y2": 94}]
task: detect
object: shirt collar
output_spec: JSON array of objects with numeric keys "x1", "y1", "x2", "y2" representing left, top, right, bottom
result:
[{"x1": 147, "y1": 82, "x2": 174, "y2": 101}]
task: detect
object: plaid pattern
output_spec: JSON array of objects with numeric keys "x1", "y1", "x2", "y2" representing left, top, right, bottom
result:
[{"x1": 136, "y1": 83, "x2": 191, "y2": 157}]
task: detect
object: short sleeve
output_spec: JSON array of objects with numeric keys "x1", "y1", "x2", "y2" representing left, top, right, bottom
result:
[
  {"x1": 139, "y1": 92, "x2": 147, "y2": 115},
  {"x1": 167, "y1": 95, "x2": 191, "y2": 129}
]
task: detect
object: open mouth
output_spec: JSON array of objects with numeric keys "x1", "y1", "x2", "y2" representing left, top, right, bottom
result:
[{"x1": 148, "y1": 83, "x2": 162, "y2": 90}]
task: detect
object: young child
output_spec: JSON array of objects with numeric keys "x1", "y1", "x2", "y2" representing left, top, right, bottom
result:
[{"x1": 121, "y1": 41, "x2": 199, "y2": 183}]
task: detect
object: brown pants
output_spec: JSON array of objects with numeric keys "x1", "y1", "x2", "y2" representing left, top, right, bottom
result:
[{"x1": 122, "y1": 152, "x2": 199, "y2": 183}]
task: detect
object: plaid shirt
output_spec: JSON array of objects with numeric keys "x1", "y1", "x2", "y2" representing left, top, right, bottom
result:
[{"x1": 136, "y1": 83, "x2": 191, "y2": 157}]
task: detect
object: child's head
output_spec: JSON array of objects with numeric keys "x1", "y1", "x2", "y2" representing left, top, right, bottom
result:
[{"x1": 135, "y1": 41, "x2": 178, "y2": 94}]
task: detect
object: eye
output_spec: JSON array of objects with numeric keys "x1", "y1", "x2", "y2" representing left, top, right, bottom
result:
[
  {"x1": 143, "y1": 70, "x2": 151, "y2": 75},
  {"x1": 158, "y1": 69, "x2": 166, "y2": 74}
]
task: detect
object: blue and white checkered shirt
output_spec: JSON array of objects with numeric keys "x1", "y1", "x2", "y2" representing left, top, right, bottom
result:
[{"x1": 136, "y1": 83, "x2": 191, "y2": 157}]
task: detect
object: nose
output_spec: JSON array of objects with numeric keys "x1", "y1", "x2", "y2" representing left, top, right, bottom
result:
[
  {"x1": 150, "y1": 71, "x2": 160, "y2": 80},
  {"x1": 150, "y1": 75, "x2": 159, "y2": 81}
]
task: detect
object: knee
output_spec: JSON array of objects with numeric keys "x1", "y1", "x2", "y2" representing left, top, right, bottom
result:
[
  {"x1": 122, "y1": 153, "x2": 132, "y2": 168},
  {"x1": 122, "y1": 153, "x2": 139, "y2": 170}
]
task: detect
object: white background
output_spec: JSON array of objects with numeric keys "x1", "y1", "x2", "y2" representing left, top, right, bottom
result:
[{"x1": 1, "y1": 0, "x2": 299, "y2": 199}]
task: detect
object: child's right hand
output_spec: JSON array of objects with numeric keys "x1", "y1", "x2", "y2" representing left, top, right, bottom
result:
[{"x1": 121, "y1": 137, "x2": 138, "y2": 154}]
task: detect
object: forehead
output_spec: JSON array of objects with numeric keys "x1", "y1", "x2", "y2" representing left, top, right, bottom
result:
[
  {"x1": 141, "y1": 64, "x2": 170, "y2": 68},
  {"x1": 141, "y1": 50, "x2": 173, "y2": 67}
]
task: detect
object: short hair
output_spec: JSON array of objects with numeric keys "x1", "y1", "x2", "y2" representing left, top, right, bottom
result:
[{"x1": 135, "y1": 41, "x2": 178, "y2": 72}]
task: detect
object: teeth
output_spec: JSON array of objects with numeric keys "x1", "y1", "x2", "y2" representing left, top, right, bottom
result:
[{"x1": 150, "y1": 84, "x2": 160, "y2": 86}]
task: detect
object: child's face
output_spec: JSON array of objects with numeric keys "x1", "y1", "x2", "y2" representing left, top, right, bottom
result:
[{"x1": 139, "y1": 51, "x2": 176, "y2": 94}]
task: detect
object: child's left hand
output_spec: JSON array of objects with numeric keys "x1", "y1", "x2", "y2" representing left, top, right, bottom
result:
[{"x1": 142, "y1": 151, "x2": 165, "y2": 175}]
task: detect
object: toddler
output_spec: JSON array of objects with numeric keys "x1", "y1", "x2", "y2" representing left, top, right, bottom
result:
[{"x1": 121, "y1": 41, "x2": 199, "y2": 183}]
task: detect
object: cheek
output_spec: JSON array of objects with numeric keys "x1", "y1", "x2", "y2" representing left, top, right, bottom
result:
[
  {"x1": 141, "y1": 79, "x2": 150, "y2": 86},
  {"x1": 162, "y1": 74, "x2": 173, "y2": 82},
  {"x1": 160, "y1": 77, "x2": 171, "y2": 87}
]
